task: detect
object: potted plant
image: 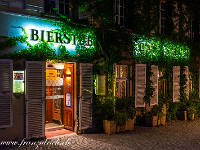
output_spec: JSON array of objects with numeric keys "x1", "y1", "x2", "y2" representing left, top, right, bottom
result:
[
  {"x1": 187, "y1": 105, "x2": 196, "y2": 121},
  {"x1": 101, "y1": 97, "x2": 115, "y2": 134},
  {"x1": 102, "y1": 97, "x2": 136, "y2": 134},
  {"x1": 145, "y1": 104, "x2": 165, "y2": 127},
  {"x1": 179, "y1": 100, "x2": 188, "y2": 121},
  {"x1": 115, "y1": 97, "x2": 136, "y2": 132}
]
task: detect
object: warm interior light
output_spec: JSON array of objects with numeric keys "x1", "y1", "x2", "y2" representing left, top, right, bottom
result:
[
  {"x1": 57, "y1": 72, "x2": 61, "y2": 78},
  {"x1": 66, "y1": 68, "x2": 71, "y2": 75}
]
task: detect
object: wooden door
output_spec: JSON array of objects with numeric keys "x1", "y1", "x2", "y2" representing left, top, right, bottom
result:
[{"x1": 63, "y1": 64, "x2": 73, "y2": 130}]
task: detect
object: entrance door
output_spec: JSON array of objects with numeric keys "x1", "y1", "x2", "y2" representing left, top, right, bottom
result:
[
  {"x1": 63, "y1": 64, "x2": 74, "y2": 130},
  {"x1": 46, "y1": 64, "x2": 64, "y2": 125}
]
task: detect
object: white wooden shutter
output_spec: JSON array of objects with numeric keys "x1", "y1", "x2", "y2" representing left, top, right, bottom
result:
[
  {"x1": 79, "y1": 63, "x2": 93, "y2": 130},
  {"x1": 135, "y1": 64, "x2": 146, "y2": 108},
  {"x1": 150, "y1": 65, "x2": 158, "y2": 106},
  {"x1": 0, "y1": 59, "x2": 13, "y2": 128},
  {"x1": 185, "y1": 66, "x2": 189, "y2": 99},
  {"x1": 26, "y1": 61, "x2": 45, "y2": 139},
  {"x1": 173, "y1": 66, "x2": 180, "y2": 102},
  {"x1": 25, "y1": 0, "x2": 44, "y2": 12}
]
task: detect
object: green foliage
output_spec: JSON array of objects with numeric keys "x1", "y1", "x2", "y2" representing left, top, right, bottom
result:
[
  {"x1": 186, "y1": 105, "x2": 196, "y2": 120},
  {"x1": 144, "y1": 64, "x2": 155, "y2": 104},
  {"x1": 1, "y1": 42, "x2": 57, "y2": 61},
  {"x1": 93, "y1": 96, "x2": 136, "y2": 131},
  {"x1": 114, "y1": 96, "x2": 136, "y2": 128},
  {"x1": 166, "y1": 102, "x2": 181, "y2": 121},
  {"x1": 113, "y1": 111, "x2": 128, "y2": 129},
  {"x1": 148, "y1": 105, "x2": 163, "y2": 118},
  {"x1": 115, "y1": 97, "x2": 136, "y2": 119},
  {"x1": 92, "y1": 96, "x2": 115, "y2": 131},
  {"x1": 193, "y1": 99, "x2": 200, "y2": 117},
  {"x1": 133, "y1": 34, "x2": 190, "y2": 64},
  {"x1": 179, "y1": 66, "x2": 188, "y2": 107}
]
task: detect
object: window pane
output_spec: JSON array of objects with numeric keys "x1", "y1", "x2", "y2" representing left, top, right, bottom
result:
[
  {"x1": 120, "y1": 80, "x2": 126, "y2": 97},
  {"x1": 116, "y1": 81, "x2": 119, "y2": 97},
  {"x1": 116, "y1": 66, "x2": 119, "y2": 77},
  {"x1": 120, "y1": 66, "x2": 127, "y2": 77}
]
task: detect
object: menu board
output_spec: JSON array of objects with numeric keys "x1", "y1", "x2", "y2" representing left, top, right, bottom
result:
[{"x1": 13, "y1": 71, "x2": 24, "y2": 93}]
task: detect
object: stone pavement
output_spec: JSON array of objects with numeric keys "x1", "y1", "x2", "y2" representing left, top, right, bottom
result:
[{"x1": 1, "y1": 118, "x2": 200, "y2": 150}]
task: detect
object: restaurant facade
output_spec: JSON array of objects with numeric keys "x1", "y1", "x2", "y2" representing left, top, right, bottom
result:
[
  {"x1": 0, "y1": 8, "x2": 198, "y2": 141},
  {"x1": 0, "y1": 11, "x2": 94, "y2": 140}
]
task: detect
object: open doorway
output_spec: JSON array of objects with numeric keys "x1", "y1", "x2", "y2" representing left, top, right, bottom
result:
[{"x1": 45, "y1": 63, "x2": 74, "y2": 135}]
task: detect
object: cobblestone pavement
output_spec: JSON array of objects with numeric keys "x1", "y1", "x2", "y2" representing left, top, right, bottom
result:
[{"x1": 2, "y1": 118, "x2": 200, "y2": 150}]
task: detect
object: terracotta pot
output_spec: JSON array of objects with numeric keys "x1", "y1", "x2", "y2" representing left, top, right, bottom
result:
[{"x1": 103, "y1": 120, "x2": 116, "y2": 134}]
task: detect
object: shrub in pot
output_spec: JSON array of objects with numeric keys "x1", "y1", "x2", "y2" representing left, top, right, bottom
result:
[
  {"x1": 146, "y1": 105, "x2": 165, "y2": 127},
  {"x1": 187, "y1": 105, "x2": 196, "y2": 121}
]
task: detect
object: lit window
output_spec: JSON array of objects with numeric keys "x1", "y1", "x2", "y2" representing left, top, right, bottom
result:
[{"x1": 116, "y1": 65, "x2": 128, "y2": 97}]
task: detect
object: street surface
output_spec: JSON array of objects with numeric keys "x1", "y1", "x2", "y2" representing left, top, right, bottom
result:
[{"x1": 1, "y1": 118, "x2": 200, "y2": 150}]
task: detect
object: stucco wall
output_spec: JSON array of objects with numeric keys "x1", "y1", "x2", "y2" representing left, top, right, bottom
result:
[{"x1": 0, "y1": 94, "x2": 24, "y2": 141}]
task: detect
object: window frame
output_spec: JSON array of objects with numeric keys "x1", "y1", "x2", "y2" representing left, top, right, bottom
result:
[
  {"x1": 116, "y1": 65, "x2": 128, "y2": 97},
  {"x1": 115, "y1": 0, "x2": 126, "y2": 26},
  {"x1": 160, "y1": 2, "x2": 167, "y2": 34}
]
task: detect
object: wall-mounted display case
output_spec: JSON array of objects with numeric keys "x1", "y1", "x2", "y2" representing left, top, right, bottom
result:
[{"x1": 13, "y1": 71, "x2": 24, "y2": 93}]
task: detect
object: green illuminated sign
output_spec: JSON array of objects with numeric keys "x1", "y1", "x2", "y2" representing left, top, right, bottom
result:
[{"x1": 133, "y1": 35, "x2": 190, "y2": 60}]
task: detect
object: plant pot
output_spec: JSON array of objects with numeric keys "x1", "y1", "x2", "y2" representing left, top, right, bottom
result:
[
  {"x1": 145, "y1": 115, "x2": 158, "y2": 127},
  {"x1": 158, "y1": 115, "x2": 166, "y2": 125},
  {"x1": 125, "y1": 118, "x2": 135, "y2": 131},
  {"x1": 103, "y1": 120, "x2": 116, "y2": 134},
  {"x1": 179, "y1": 111, "x2": 187, "y2": 121},
  {"x1": 162, "y1": 104, "x2": 166, "y2": 115}
]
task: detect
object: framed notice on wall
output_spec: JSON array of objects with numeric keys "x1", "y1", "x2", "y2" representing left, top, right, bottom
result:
[{"x1": 65, "y1": 92, "x2": 71, "y2": 107}]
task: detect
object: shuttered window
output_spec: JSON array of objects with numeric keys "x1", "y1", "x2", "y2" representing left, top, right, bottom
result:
[
  {"x1": 25, "y1": 0, "x2": 44, "y2": 12},
  {"x1": 135, "y1": 64, "x2": 146, "y2": 108},
  {"x1": 116, "y1": 65, "x2": 128, "y2": 97},
  {"x1": 0, "y1": 59, "x2": 13, "y2": 128},
  {"x1": 173, "y1": 66, "x2": 180, "y2": 102},
  {"x1": 150, "y1": 65, "x2": 158, "y2": 106},
  {"x1": 79, "y1": 63, "x2": 93, "y2": 130},
  {"x1": 26, "y1": 61, "x2": 45, "y2": 139}
]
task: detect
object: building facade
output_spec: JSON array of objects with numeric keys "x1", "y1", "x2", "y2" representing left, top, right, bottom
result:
[{"x1": 0, "y1": 0, "x2": 200, "y2": 141}]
